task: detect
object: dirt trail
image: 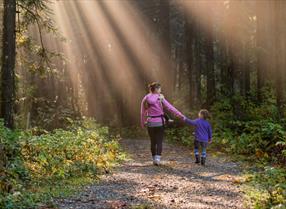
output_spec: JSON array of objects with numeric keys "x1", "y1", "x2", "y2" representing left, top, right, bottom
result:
[{"x1": 56, "y1": 138, "x2": 244, "y2": 209}]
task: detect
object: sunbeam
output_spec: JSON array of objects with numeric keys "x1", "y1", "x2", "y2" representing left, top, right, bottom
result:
[{"x1": 47, "y1": 0, "x2": 178, "y2": 125}]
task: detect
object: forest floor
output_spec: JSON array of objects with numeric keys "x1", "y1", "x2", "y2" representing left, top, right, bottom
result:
[{"x1": 55, "y1": 138, "x2": 244, "y2": 209}]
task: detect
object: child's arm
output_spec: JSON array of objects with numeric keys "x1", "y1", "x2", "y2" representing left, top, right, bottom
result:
[
  {"x1": 208, "y1": 124, "x2": 212, "y2": 143},
  {"x1": 184, "y1": 117, "x2": 197, "y2": 126}
]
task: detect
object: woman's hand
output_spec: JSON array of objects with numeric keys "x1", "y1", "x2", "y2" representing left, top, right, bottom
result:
[{"x1": 159, "y1": 94, "x2": 165, "y2": 101}]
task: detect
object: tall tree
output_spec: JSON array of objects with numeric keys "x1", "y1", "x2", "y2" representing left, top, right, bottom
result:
[
  {"x1": 1, "y1": 0, "x2": 16, "y2": 129},
  {"x1": 159, "y1": 0, "x2": 172, "y2": 96},
  {"x1": 185, "y1": 15, "x2": 195, "y2": 108},
  {"x1": 205, "y1": 7, "x2": 215, "y2": 107},
  {"x1": 274, "y1": 0, "x2": 286, "y2": 118},
  {"x1": 256, "y1": 0, "x2": 268, "y2": 102},
  {"x1": 224, "y1": 0, "x2": 241, "y2": 97},
  {"x1": 187, "y1": 13, "x2": 201, "y2": 108},
  {"x1": 240, "y1": 42, "x2": 251, "y2": 97}
]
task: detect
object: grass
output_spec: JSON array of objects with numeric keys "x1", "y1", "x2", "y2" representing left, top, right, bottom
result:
[
  {"x1": 131, "y1": 204, "x2": 155, "y2": 209},
  {"x1": 30, "y1": 176, "x2": 98, "y2": 200}
]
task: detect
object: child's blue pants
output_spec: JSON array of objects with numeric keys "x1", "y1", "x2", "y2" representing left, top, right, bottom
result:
[{"x1": 194, "y1": 140, "x2": 208, "y2": 158}]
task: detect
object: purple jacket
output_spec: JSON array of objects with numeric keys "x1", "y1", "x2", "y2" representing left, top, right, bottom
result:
[
  {"x1": 141, "y1": 93, "x2": 184, "y2": 128},
  {"x1": 185, "y1": 118, "x2": 212, "y2": 142}
]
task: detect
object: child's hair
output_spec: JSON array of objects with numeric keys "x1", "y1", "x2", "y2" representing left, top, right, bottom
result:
[
  {"x1": 148, "y1": 82, "x2": 161, "y2": 92},
  {"x1": 199, "y1": 109, "x2": 210, "y2": 119}
]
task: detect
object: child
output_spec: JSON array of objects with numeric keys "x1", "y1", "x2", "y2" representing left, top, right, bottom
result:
[{"x1": 184, "y1": 109, "x2": 212, "y2": 165}]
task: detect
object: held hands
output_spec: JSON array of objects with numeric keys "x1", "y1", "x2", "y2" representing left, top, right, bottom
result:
[{"x1": 179, "y1": 114, "x2": 186, "y2": 121}]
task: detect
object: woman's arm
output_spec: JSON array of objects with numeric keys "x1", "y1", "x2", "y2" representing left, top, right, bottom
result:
[
  {"x1": 161, "y1": 95, "x2": 185, "y2": 119},
  {"x1": 140, "y1": 95, "x2": 148, "y2": 128}
]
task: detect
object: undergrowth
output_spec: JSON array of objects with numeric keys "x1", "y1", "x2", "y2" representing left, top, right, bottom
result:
[{"x1": 0, "y1": 118, "x2": 125, "y2": 209}]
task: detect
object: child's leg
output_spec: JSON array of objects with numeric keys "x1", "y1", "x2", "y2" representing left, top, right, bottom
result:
[
  {"x1": 194, "y1": 140, "x2": 200, "y2": 163},
  {"x1": 200, "y1": 142, "x2": 208, "y2": 165},
  {"x1": 201, "y1": 145, "x2": 207, "y2": 158}
]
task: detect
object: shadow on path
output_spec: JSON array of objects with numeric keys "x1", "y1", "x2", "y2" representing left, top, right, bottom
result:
[{"x1": 56, "y1": 138, "x2": 243, "y2": 209}]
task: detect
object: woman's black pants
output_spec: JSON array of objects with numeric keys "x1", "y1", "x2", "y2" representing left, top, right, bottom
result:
[{"x1": 147, "y1": 126, "x2": 164, "y2": 156}]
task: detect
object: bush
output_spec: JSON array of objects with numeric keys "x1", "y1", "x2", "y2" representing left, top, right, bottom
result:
[
  {"x1": 165, "y1": 126, "x2": 195, "y2": 147},
  {"x1": 0, "y1": 119, "x2": 123, "y2": 209},
  {"x1": 21, "y1": 128, "x2": 120, "y2": 179},
  {"x1": 209, "y1": 97, "x2": 286, "y2": 208},
  {"x1": 245, "y1": 167, "x2": 286, "y2": 209},
  {"x1": 210, "y1": 97, "x2": 286, "y2": 163}
]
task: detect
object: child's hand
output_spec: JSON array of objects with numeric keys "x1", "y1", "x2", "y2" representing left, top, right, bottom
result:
[{"x1": 208, "y1": 140, "x2": 212, "y2": 144}]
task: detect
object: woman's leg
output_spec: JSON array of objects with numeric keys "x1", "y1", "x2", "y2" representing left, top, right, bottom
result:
[
  {"x1": 147, "y1": 127, "x2": 157, "y2": 157},
  {"x1": 155, "y1": 126, "x2": 164, "y2": 155}
]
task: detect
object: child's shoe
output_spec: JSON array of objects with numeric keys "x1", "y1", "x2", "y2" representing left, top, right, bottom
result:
[
  {"x1": 201, "y1": 157, "x2": 206, "y2": 166},
  {"x1": 195, "y1": 155, "x2": 200, "y2": 164}
]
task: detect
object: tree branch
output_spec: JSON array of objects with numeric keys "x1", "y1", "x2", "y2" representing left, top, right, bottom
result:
[{"x1": 16, "y1": 1, "x2": 52, "y2": 67}]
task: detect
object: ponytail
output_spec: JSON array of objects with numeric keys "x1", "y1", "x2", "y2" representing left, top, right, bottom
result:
[{"x1": 148, "y1": 82, "x2": 161, "y2": 93}]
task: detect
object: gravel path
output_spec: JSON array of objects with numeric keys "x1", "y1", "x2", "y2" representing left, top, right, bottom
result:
[{"x1": 56, "y1": 138, "x2": 244, "y2": 209}]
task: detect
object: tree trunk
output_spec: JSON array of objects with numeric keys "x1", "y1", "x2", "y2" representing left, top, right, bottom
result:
[
  {"x1": 205, "y1": 11, "x2": 215, "y2": 108},
  {"x1": 1, "y1": 0, "x2": 16, "y2": 129},
  {"x1": 240, "y1": 42, "x2": 250, "y2": 97},
  {"x1": 185, "y1": 12, "x2": 195, "y2": 109},
  {"x1": 225, "y1": 1, "x2": 241, "y2": 97},
  {"x1": 159, "y1": 0, "x2": 172, "y2": 96},
  {"x1": 256, "y1": 0, "x2": 268, "y2": 102},
  {"x1": 274, "y1": 0, "x2": 286, "y2": 118},
  {"x1": 193, "y1": 24, "x2": 202, "y2": 108}
]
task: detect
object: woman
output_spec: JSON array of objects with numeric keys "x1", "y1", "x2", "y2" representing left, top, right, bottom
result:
[{"x1": 141, "y1": 82, "x2": 184, "y2": 165}]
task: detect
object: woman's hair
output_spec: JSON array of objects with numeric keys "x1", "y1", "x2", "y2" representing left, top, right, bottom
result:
[
  {"x1": 148, "y1": 82, "x2": 161, "y2": 92},
  {"x1": 199, "y1": 109, "x2": 210, "y2": 119}
]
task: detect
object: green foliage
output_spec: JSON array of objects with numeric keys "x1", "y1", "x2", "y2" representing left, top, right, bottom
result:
[
  {"x1": 114, "y1": 126, "x2": 147, "y2": 138},
  {"x1": 169, "y1": 93, "x2": 286, "y2": 208},
  {"x1": 131, "y1": 204, "x2": 155, "y2": 209},
  {"x1": 21, "y1": 126, "x2": 120, "y2": 179},
  {"x1": 208, "y1": 95, "x2": 286, "y2": 208},
  {"x1": 0, "y1": 119, "x2": 123, "y2": 209},
  {"x1": 210, "y1": 96, "x2": 286, "y2": 163},
  {"x1": 244, "y1": 167, "x2": 286, "y2": 209},
  {"x1": 165, "y1": 126, "x2": 194, "y2": 147},
  {"x1": 31, "y1": 101, "x2": 80, "y2": 130}
]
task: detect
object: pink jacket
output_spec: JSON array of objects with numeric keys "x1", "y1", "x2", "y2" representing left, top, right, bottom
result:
[{"x1": 140, "y1": 93, "x2": 184, "y2": 128}]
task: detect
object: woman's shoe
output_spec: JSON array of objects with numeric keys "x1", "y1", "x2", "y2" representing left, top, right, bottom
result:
[
  {"x1": 153, "y1": 155, "x2": 161, "y2": 166},
  {"x1": 152, "y1": 156, "x2": 157, "y2": 165},
  {"x1": 156, "y1": 155, "x2": 161, "y2": 165},
  {"x1": 153, "y1": 155, "x2": 158, "y2": 166}
]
